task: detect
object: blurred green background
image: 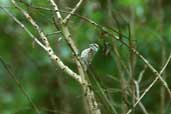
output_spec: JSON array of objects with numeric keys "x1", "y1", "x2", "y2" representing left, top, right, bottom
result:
[{"x1": 0, "y1": 0, "x2": 171, "y2": 114}]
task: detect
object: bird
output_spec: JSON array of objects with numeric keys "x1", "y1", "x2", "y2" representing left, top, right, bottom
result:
[{"x1": 80, "y1": 43, "x2": 99, "y2": 70}]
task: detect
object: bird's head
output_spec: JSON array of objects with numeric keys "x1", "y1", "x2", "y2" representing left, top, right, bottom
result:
[{"x1": 89, "y1": 43, "x2": 99, "y2": 52}]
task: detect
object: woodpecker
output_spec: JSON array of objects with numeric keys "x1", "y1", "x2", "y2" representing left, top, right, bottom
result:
[{"x1": 80, "y1": 43, "x2": 99, "y2": 70}]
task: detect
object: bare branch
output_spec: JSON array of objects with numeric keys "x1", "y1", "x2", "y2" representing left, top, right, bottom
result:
[
  {"x1": 126, "y1": 52, "x2": 171, "y2": 114},
  {"x1": 11, "y1": 0, "x2": 50, "y2": 48},
  {"x1": 48, "y1": 0, "x2": 84, "y2": 76},
  {"x1": 138, "y1": 65, "x2": 147, "y2": 83},
  {"x1": 48, "y1": 1, "x2": 101, "y2": 114},
  {"x1": 0, "y1": 6, "x2": 47, "y2": 50},
  {"x1": 134, "y1": 80, "x2": 149, "y2": 114},
  {"x1": 63, "y1": 0, "x2": 84, "y2": 24},
  {"x1": 5, "y1": 2, "x2": 82, "y2": 83}
]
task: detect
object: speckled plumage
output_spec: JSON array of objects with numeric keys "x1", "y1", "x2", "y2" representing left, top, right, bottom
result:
[{"x1": 81, "y1": 43, "x2": 99, "y2": 70}]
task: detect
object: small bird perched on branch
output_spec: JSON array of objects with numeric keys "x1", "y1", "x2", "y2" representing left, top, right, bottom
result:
[{"x1": 81, "y1": 43, "x2": 99, "y2": 70}]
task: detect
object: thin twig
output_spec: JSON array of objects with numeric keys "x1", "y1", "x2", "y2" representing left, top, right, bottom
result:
[
  {"x1": 0, "y1": 57, "x2": 40, "y2": 114},
  {"x1": 134, "y1": 80, "x2": 149, "y2": 114},
  {"x1": 63, "y1": 0, "x2": 84, "y2": 24},
  {"x1": 46, "y1": 31, "x2": 61, "y2": 37},
  {"x1": 138, "y1": 65, "x2": 147, "y2": 83},
  {"x1": 126, "y1": 51, "x2": 171, "y2": 114}
]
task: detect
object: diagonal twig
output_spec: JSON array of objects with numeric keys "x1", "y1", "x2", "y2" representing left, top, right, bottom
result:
[
  {"x1": 63, "y1": 0, "x2": 84, "y2": 24},
  {"x1": 134, "y1": 80, "x2": 149, "y2": 114},
  {"x1": 126, "y1": 51, "x2": 171, "y2": 114},
  {"x1": 0, "y1": 56, "x2": 40, "y2": 114}
]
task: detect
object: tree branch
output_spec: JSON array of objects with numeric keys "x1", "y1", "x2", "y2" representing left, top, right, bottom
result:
[
  {"x1": 126, "y1": 51, "x2": 171, "y2": 114},
  {"x1": 48, "y1": 1, "x2": 101, "y2": 114},
  {"x1": 6, "y1": 1, "x2": 82, "y2": 83},
  {"x1": 63, "y1": 0, "x2": 84, "y2": 24}
]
